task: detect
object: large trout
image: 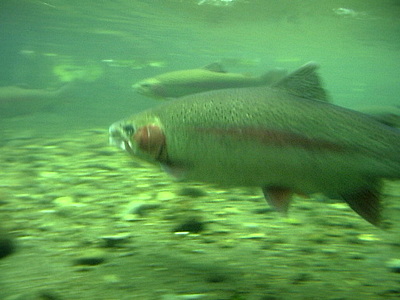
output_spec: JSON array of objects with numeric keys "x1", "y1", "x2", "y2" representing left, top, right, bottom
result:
[{"x1": 110, "y1": 62, "x2": 400, "y2": 226}]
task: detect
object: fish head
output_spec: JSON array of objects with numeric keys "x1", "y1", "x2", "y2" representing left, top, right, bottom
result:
[
  {"x1": 109, "y1": 115, "x2": 168, "y2": 163},
  {"x1": 132, "y1": 78, "x2": 166, "y2": 98}
]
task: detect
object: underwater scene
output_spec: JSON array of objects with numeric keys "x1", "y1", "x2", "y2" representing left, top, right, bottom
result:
[{"x1": 1, "y1": 0, "x2": 400, "y2": 299}]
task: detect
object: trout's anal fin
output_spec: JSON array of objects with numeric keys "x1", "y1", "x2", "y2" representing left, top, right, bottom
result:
[
  {"x1": 340, "y1": 183, "x2": 382, "y2": 227},
  {"x1": 262, "y1": 186, "x2": 293, "y2": 215}
]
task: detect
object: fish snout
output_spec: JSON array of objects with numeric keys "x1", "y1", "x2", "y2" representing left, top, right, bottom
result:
[
  {"x1": 109, "y1": 122, "x2": 136, "y2": 153},
  {"x1": 132, "y1": 83, "x2": 141, "y2": 92},
  {"x1": 132, "y1": 82, "x2": 152, "y2": 96}
]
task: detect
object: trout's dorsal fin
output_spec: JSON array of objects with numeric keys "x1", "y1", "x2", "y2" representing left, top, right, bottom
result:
[
  {"x1": 272, "y1": 61, "x2": 330, "y2": 102},
  {"x1": 202, "y1": 62, "x2": 226, "y2": 73}
]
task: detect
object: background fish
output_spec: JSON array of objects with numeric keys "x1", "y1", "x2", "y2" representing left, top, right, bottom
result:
[
  {"x1": 110, "y1": 62, "x2": 400, "y2": 226},
  {"x1": 132, "y1": 62, "x2": 287, "y2": 99},
  {"x1": 0, "y1": 84, "x2": 71, "y2": 103},
  {"x1": 0, "y1": 84, "x2": 74, "y2": 117}
]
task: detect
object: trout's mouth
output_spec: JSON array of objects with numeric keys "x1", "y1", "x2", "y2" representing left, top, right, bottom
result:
[
  {"x1": 123, "y1": 140, "x2": 136, "y2": 156},
  {"x1": 109, "y1": 123, "x2": 137, "y2": 155}
]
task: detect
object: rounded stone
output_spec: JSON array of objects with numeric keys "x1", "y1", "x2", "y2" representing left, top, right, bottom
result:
[{"x1": 0, "y1": 233, "x2": 15, "y2": 259}]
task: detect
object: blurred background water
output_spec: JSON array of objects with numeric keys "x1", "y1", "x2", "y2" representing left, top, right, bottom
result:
[{"x1": 0, "y1": 0, "x2": 399, "y2": 137}]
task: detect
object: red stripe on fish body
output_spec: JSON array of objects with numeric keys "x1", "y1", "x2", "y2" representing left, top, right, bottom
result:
[{"x1": 194, "y1": 127, "x2": 347, "y2": 153}]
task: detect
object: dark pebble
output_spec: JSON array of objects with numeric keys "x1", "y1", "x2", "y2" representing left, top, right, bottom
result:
[
  {"x1": 173, "y1": 217, "x2": 205, "y2": 233},
  {"x1": 73, "y1": 256, "x2": 105, "y2": 266},
  {"x1": 0, "y1": 233, "x2": 15, "y2": 259},
  {"x1": 205, "y1": 272, "x2": 227, "y2": 283},
  {"x1": 291, "y1": 273, "x2": 313, "y2": 284},
  {"x1": 177, "y1": 187, "x2": 207, "y2": 198}
]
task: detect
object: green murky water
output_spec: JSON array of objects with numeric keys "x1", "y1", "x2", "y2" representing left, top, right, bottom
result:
[{"x1": 1, "y1": 1, "x2": 400, "y2": 299}]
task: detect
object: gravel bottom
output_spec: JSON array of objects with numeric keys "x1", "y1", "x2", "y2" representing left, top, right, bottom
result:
[{"x1": 1, "y1": 128, "x2": 400, "y2": 300}]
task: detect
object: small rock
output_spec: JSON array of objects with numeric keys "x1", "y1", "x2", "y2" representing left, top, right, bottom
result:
[
  {"x1": 100, "y1": 233, "x2": 131, "y2": 248},
  {"x1": 177, "y1": 187, "x2": 207, "y2": 198},
  {"x1": 284, "y1": 217, "x2": 302, "y2": 225},
  {"x1": 173, "y1": 217, "x2": 205, "y2": 233},
  {"x1": 4, "y1": 290, "x2": 62, "y2": 300},
  {"x1": 102, "y1": 274, "x2": 121, "y2": 284},
  {"x1": 73, "y1": 249, "x2": 106, "y2": 266},
  {"x1": 252, "y1": 207, "x2": 275, "y2": 214},
  {"x1": 240, "y1": 233, "x2": 266, "y2": 240},
  {"x1": 125, "y1": 201, "x2": 160, "y2": 216},
  {"x1": 291, "y1": 272, "x2": 313, "y2": 284},
  {"x1": 161, "y1": 293, "x2": 207, "y2": 300},
  {"x1": 0, "y1": 233, "x2": 15, "y2": 259},
  {"x1": 243, "y1": 223, "x2": 261, "y2": 232},
  {"x1": 156, "y1": 191, "x2": 176, "y2": 201},
  {"x1": 205, "y1": 272, "x2": 227, "y2": 283},
  {"x1": 53, "y1": 196, "x2": 83, "y2": 207},
  {"x1": 357, "y1": 233, "x2": 381, "y2": 242},
  {"x1": 386, "y1": 258, "x2": 400, "y2": 273}
]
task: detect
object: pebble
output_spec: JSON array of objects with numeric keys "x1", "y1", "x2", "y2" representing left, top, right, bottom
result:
[
  {"x1": 53, "y1": 196, "x2": 82, "y2": 207},
  {"x1": 4, "y1": 290, "x2": 62, "y2": 300},
  {"x1": 243, "y1": 223, "x2": 261, "y2": 232},
  {"x1": 177, "y1": 187, "x2": 207, "y2": 198},
  {"x1": 102, "y1": 274, "x2": 121, "y2": 284},
  {"x1": 283, "y1": 217, "x2": 302, "y2": 225},
  {"x1": 125, "y1": 201, "x2": 160, "y2": 216},
  {"x1": 240, "y1": 233, "x2": 266, "y2": 240},
  {"x1": 39, "y1": 171, "x2": 59, "y2": 178},
  {"x1": 173, "y1": 217, "x2": 205, "y2": 233},
  {"x1": 0, "y1": 233, "x2": 15, "y2": 259},
  {"x1": 100, "y1": 233, "x2": 132, "y2": 248},
  {"x1": 161, "y1": 294, "x2": 207, "y2": 300},
  {"x1": 73, "y1": 249, "x2": 107, "y2": 266},
  {"x1": 357, "y1": 233, "x2": 381, "y2": 242},
  {"x1": 156, "y1": 191, "x2": 176, "y2": 201},
  {"x1": 386, "y1": 258, "x2": 400, "y2": 273}
]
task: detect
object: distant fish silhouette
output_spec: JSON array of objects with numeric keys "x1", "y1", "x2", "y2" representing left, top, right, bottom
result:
[{"x1": 0, "y1": 84, "x2": 73, "y2": 116}]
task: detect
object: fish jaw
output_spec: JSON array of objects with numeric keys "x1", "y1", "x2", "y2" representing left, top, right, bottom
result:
[{"x1": 108, "y1": 121, "x2": 136, "y2": 154}]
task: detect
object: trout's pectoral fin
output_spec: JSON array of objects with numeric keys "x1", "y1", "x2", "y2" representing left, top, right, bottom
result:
[
  {"x1": 262, "y1": 186, "x2": 293, "y2": 215},
  {"x1": 160, "y1": 163, "x2": 187, "y2": 181},
  {"x1": 340, "y1": 183, "x2": 382, "y2": 227}
]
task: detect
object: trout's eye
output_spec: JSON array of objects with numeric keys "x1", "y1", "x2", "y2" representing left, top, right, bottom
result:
[{"x1": 123, "y1": 125, "x2": 135, "y2": 136}]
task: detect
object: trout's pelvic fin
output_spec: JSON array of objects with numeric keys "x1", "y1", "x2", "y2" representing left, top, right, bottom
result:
[{"x1": 262, "y1": 186, "x2": 293, "y2": 215}]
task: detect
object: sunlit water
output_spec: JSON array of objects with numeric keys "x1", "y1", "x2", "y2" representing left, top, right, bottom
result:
[{"x1": 0, "y1": 0, "x2": 399, "y2": 137}]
